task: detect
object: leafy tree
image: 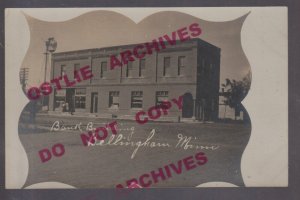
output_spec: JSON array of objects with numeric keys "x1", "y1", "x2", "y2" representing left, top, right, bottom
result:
[{"x1": 221, "y1": 72, "x2": 251, "y2": 120}]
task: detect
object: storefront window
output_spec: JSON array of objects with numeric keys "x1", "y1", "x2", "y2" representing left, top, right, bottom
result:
[
  {"x1": 131, "y1": 91, "x2": 143, "y2": 108},
  {"x1": 156, "y1": 91, "x2": 169, "y2": 106},
  {"x1": 109, "y1": 91, "x2": 120, "y2": 109},
  {"x1": 75, "y1": 88, "x2": 86, "y2": 109},
  {"x1": 54, "y1": 89, "x2": 66, "y2": 110}
]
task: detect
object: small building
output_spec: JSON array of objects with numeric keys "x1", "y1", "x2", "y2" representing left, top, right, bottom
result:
[
  {"x1": 218, "y1": 94, "x2": 244, "y2": 121},
  {"x1": 48, "y1": 38, "x2": 221, "y2": 121}
]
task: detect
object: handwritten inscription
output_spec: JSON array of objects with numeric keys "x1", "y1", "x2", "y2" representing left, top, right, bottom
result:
[
  {"x1": 51, "y1": 121, "x2": 83, "y2": 132},
  {"x1": 87, "y1": 129, "x2": 220, "y2": 159}
]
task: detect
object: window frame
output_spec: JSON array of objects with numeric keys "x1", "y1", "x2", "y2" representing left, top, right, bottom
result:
[
  {"x1": 155, "y1": 91, "x2": 169, "y2": 106},
  {"x1": 138, "y1": 59, "x2": 146, "y2": 77},
  {"x1": 54, "y1": 89, "x2": 66, "y2": 110},
  {"x1": 178, "y1": 56, "x2": 185, "y2": 76},
  {"x1": 100, "y1": 61, "x2": 107, "y2": 78},
  {"x1": 163, "y1": 57, "x2": 171, "y2": 77},
  {"x1": 61, "y1": 64, "x2": 66, "y2": 77},
  {"x1": 131, "y1": 91, "x2": 143, "y2": 109},
  {"x1": 73, "y1": 63, "x2": 80, "y2": 79},
  {"x1": 126, "y1": 61, "x2": 133, "y2": 77},
  {"x1": 108, "y1": 91, "x2": 120, "y2": 109},
  {"x1": 75, "y1": 88, "x2": 86, "y2": 109}
]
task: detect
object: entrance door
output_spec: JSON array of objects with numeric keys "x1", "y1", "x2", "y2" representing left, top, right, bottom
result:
[
  {"x1": 91, "y1": 92, "x2": 98, "y2": 113},
  {"x1": 66, "y1": 88, "x2": 75, "y2": 112}
]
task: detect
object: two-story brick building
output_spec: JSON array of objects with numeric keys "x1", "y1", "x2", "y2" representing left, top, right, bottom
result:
[{"x1": 48, "y1": 38, "x2": 220, "y2": 121}]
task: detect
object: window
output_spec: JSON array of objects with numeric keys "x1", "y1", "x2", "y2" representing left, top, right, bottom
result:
[
  {"x1": 126, "y1": 61, "x2": 133, "y2": 77},
  {"x1": 74, "y1": 63, "x2": 80, "y2": 79},
  {"x1": 75, "y1": 89, "x2": 86, "y2": 109},
  {"x1": 109, "y1": 91, "x2": 120, "y2": 109},
  {"x1": 131, "y1": 91, "x2": 143, "y2": 108},
  {"x1": 100, "y1": 61, "x2": 107, "y2": 78},
  {"x1": 54, "y1": 89, "x2": 66, "y2": 110},
  {"x1": 163, "y1": 57, "x2": 171, "y2": 76},
  {"x1": 156, "y1": 91, "x2": 169, "y2": 106},
  {"x1": 61, "y1": 65, "x2": 66, "y2": 77},
  {"x1": 178, "y1": 56, "x2": 185, "y2": 75},
  {"x1": 139, "y1": 59, "x2": 146, "y2": 77}
]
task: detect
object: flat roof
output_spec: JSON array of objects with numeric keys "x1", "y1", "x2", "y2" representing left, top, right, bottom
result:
[{"x1": 53, "y1": 38, "x2": 220, "y2": 57}]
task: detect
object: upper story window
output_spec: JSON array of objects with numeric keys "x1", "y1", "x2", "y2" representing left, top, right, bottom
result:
[
  {"x1": 61, "y1": 65, "x2": 66, "y2": 77},
  {"x1": 178, "y1": 56, "x2": 185, "y2": 76},
  {"x1": 139, "y1": 59, "x2": 146, "y2": 77},
  {"x1": 156, "y1": 91, "x2": 169, "y2": 106},
  {"x1": 131, "y1": 91, "x2": 143, "y2": 108},
  {"x1": 126, "y1": 61, "x2": 133, "y2": 77},
  {"x1": 109, "y1": 91, "x2": 120, "y2": 109},
  {"x1": 74, "y1": 63, "x2": 80, "y2": 79},
  {"x1": 100, "y1": 61, "x2": 107, "y2": 78},
  {"x1": 163, "y1": 57, "x2": 171, "y2": 76}
]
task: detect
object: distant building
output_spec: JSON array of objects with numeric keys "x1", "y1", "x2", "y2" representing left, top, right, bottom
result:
[
  {"x1": 48, "y1": 38, "x2": 221, "y2": 121},
  {"x1": 218, "y1": 93, "x2": 244, "y2": 121}
]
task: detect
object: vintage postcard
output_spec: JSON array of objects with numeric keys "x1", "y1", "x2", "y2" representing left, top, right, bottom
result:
[{"x1": 5, "y1": 7, "x2": 288, "y2": 189}]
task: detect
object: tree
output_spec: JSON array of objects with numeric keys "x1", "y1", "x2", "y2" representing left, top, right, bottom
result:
[{"x1": 221, "y1": 72, "x2": 251, "y2": 120}]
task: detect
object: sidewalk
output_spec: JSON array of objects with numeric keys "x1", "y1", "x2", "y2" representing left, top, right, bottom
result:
[
  {"x1": 38, "y1": 111, "x2": 182, "y2": 123},
  {"x1": 41, "y1": 111, "x2": 214, "y2": 124}
]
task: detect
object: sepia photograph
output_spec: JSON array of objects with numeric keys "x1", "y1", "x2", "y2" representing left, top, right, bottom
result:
[{"x1": 5, "y1": 8, "x2": 287, "y2": 189}]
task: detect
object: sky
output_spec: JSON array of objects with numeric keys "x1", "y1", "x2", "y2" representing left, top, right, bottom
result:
[{"x1": 21, "y1": 10, "x2": 251, "y2": 88}]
